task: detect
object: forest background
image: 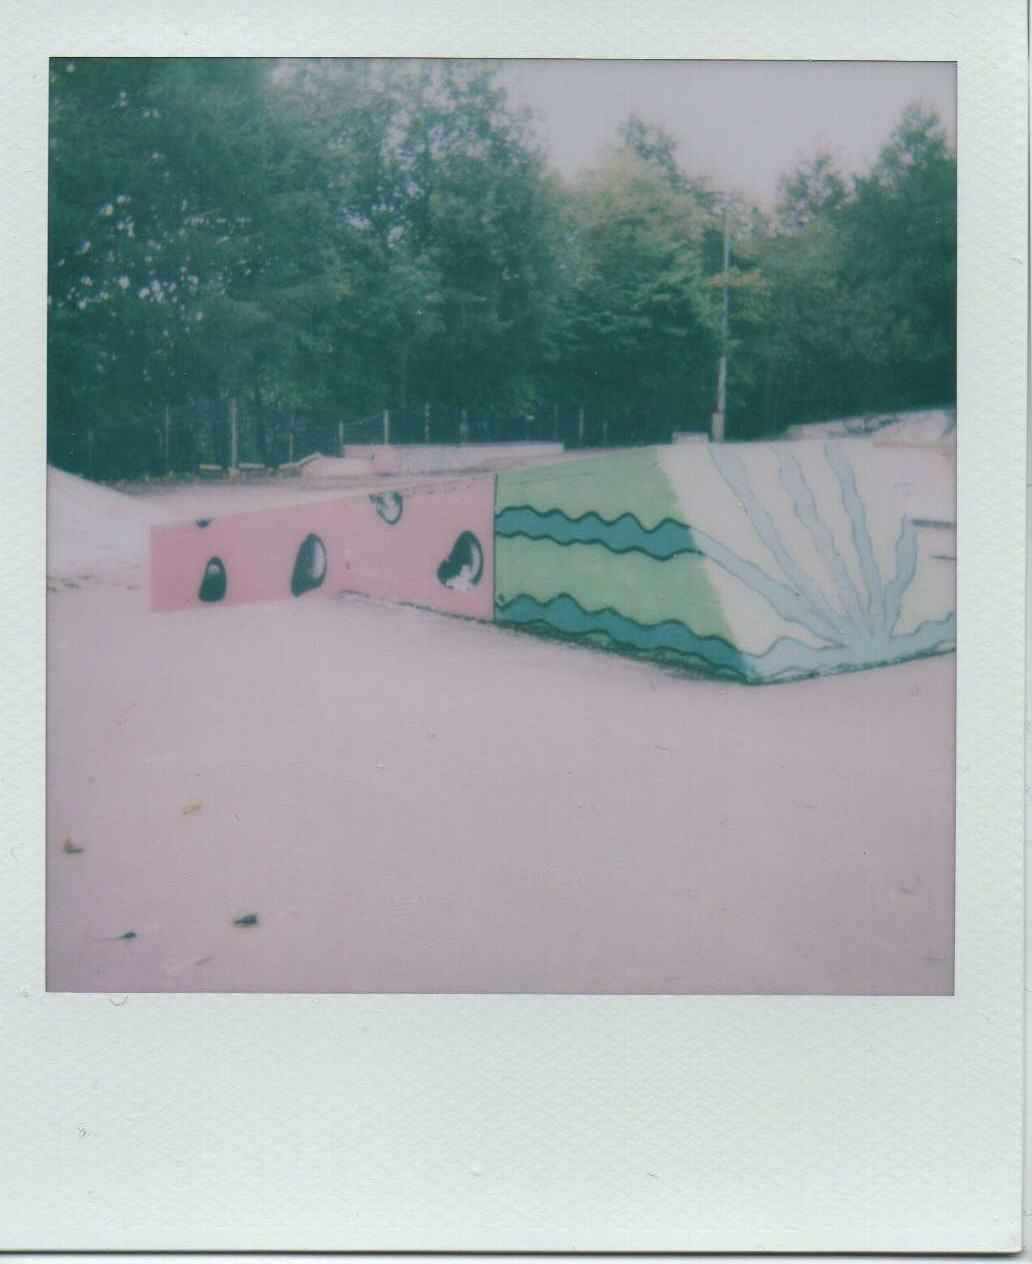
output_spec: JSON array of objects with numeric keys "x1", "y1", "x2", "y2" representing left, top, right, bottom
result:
[{"x1": 47, "y1": 58, "x2": 957, "y2": 476}]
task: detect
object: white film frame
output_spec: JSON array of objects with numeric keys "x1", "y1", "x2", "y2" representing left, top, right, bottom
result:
[{"x1": 0, "y1": 0, "x2": 1025, "y2": 1252}]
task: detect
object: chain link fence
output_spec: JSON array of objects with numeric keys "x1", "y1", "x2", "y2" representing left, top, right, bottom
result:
[
  {"x1": 49, "y1": 399, "x2": 341, "y2": 483},
  {"x1": 49, "y1": 397, "x2": 706, "y2": 483},
  {"x1": 328, "y1": 402, "x2": 701, "y2": 452}
]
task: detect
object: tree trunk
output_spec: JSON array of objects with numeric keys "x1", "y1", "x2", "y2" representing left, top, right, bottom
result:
[
  {"x1": 399, "y1": 344, "x2": 409, "y2": 409},
  {"x1": 253, "y1": 380, "x2": 267, "y2": 466}
]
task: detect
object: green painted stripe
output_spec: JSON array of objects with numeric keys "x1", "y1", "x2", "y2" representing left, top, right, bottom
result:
[
  {"x1": 495, "y1": 448, "x2": 681, "y2": 529},
  {"x1": 494, "y1": 535, "x2": 733, "y2": 643}
]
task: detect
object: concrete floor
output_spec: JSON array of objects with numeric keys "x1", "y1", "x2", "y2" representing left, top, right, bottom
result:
[{"x1": 46, "y1": 541, "x2": 955, "y2": 994}]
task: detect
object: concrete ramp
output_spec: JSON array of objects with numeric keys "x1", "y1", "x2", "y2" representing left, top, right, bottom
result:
[
  {"x1": 150, "y1": 440, "x2": 955, "y2": 684},
  {"x1": 150, "y1": 476, "x2": 494, "y2": 620},
  {"x1": 784, "y1": 407, "x2": 957, "y2": 445},
  {"x1": 345, "y1": 442, "x2": 564, "y2": 475},
  {"x1": 493, "y1": 440, "x2": 955, "y2": 683}
]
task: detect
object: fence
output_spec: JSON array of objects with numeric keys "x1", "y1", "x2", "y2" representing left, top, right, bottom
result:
[
  {"x1": 339, "y1": 403, "x2": 699, "y2": 452},
  {"x1": 48, "y1": 397, "x2": 706, "y2": 483},
  {"x1": 49, "y1": 399, "x2": 341, "y2": 484}
]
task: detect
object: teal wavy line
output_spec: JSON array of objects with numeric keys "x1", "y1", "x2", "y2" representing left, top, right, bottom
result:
[
  {"x1": 495, "y1": 593, "x2": 956, "y2": 684},
  {"x1": 496, "y1": 505, "x2": 845, "y2": 646},
  {"x1": 498, "y1": 441, "x2": 934, "y2": 655},
  {"x1": 495, "y1": 506, "x2": 702, "y2": 558}
]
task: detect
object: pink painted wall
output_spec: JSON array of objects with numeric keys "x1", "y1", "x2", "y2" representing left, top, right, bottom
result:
[{"x1": 150, "y1": 476, "x2": 495, "y2": 620}]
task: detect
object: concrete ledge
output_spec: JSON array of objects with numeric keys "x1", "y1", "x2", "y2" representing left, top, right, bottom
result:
[{"x1": 344, "y1": 442, "x2": 564, "y2": 475}]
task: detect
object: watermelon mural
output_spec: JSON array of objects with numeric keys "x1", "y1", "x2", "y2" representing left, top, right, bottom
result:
[
  {"x1": 150, "y1": 441, "x2": 955, "y2": 684},
  {"x1": 149, "y1": 475, "x2": 494, "y2": 621},
  {"x1": 493, "y1": 441, "x2": 956, "y2": 683}
]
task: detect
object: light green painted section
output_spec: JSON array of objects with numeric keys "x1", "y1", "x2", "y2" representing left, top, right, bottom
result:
[
  {"x1": 495, "y1": 448, "x2": 681, "y2": 529},
  {"x1": 493, "y1": 439, "x2": 955, "y2": 681},
  {"x1": 495, "y1": 448, "x2": 735, "y2": 648},
  {"x1": 495, "y1": 536, "x2": 735, "y2": 642}
]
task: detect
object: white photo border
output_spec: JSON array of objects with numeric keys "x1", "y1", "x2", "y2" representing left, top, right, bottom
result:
[{"x1": 1, "y1": 0, "x2": 1025, "y2": 1251}]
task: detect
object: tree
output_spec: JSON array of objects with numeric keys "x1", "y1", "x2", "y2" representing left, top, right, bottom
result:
[
  {"x1": 747, "y1": 105, "x2": 956, "y2": 430},
  {"x1": 286, "y1": 59, "x2": 565, "y2": 418},
  {"x1": 836, "y1": 104, "x2": 956, "y2": 408},
  {"x1": 774, "y1": 151, "x2": 847, "y2": 234},
  {"x1": 559, "y1": 148, "x2": 720, "y2": 434},
  {"x1": 48, "y1": 58, "x2": 344, "y2": 468},
  {"x1": 48, "y1": 65, "x2": 957, "y2": 476},
  {"x1": 618, "y1": 116, "x2": 685, "y2": 192}
]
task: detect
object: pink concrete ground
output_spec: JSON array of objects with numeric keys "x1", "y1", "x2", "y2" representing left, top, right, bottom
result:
[{"x1": 47, "y1": 486, "x2": 955, "y2": 993}]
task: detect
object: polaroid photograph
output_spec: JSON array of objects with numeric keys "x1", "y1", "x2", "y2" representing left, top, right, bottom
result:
[
  {"x1": 1, "y1": 0, "x2": 1025, "y2": 1253},
  {"x1": 46, "y1": 56, "x2": 959, "y2": 1000}
]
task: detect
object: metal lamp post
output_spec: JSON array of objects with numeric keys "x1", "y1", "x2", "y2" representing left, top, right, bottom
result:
[{"x1": 711, "y1": 199, "x2": 733, "y2": 443}]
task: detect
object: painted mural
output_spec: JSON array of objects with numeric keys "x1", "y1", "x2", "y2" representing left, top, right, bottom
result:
[
  {"x1": 150, "y1": 476, "x2": 494, "y2": 621},
  {"x1": 150, "y1": 440, "x2": 955, "y2": 685},
  {"x1": 493, "y1": 440, "x2": 956, "y2": 683}
]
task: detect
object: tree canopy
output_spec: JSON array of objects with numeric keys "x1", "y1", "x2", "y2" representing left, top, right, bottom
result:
[{"x1": 48, "y1": 59, "x2": 956, "y2": 473}]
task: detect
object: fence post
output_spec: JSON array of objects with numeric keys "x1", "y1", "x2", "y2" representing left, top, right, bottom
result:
[
  {"x1": 229, "y1": 396, "x2": 238, "y2": 472},
  {"x1": 424, "y1": 400, "x2": 430, "y2": 445},
  {"x1": 164, "y1": 404, "x2": 171, "y2": 476},
  {"x1": 383, "y1": 409, "x2": 390, "y2": 445},
  {"x1": 577, "y1": 408, "x2": 585, "y2": 447},
  {"x1": 603, "y1": 417, "x2": 609, "y2": 447},
  {"x1": 553, "y1": 402, "x2": 558, "y2": 441},
  {"x1": 288, "y1": 415, "x2": 295, "y2": 466}
]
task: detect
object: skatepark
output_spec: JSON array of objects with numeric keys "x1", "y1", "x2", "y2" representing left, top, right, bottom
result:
[{"x1": 45, "y1": 423, "x2": 956, "y2": 996}]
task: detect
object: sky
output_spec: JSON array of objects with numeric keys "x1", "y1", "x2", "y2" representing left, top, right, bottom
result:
[{"x1": 498, "y1": 60, "x2": 956, "y2": 205}]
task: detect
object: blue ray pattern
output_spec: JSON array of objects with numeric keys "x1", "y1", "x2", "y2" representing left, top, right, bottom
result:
[
  {"x1": 822, "y1": 442, "x2": 885, "y2": 634},
  {"x1": 497, "y1": 593, "x2": 955, "y2": 684},
  {"x1": 494, "y1": 444, "x2": 955, "y2": 682}
]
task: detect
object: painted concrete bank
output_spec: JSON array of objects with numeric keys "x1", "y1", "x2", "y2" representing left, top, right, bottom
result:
[
  {"x1": 784, "y1": 407, "x2": 957, "y2": 446},
  {"x1": 493, "y1": 440, "x2": 955, "y2": 683},
  {"x1": 150, "y1": 439, "x2": 955, "y2": 684},
  {"x1": 150, "y1": 476, "x2": 494, "y2": 621}
]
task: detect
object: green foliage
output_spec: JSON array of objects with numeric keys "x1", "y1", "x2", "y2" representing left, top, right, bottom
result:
[
  {"x1": 745, "y1": 105, "x2": 956, "y2": 431},
  {"x1": 775, "y1": 151, "x2": 847, "y2": 234},
  {"x1": 557, "y1": 149, "x2": 720, "y2": 431},
  {"x1": 47, "y1": 63, "x2": 957, "y2": 470},
  {"x1": 48, "y1": 57, "x2": 341, "y2": 450},
  {"x1": 837, "y1": 105, "x2": 957, "y2": 408}
]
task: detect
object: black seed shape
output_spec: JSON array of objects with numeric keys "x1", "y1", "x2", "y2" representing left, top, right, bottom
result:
[
  {"x1": 436, "y1": 530, "x2": 484, "y2": 590},
  {"x1": 291, "y1": 533, "x2": 327, "y2": 596},
  {"x1": 198, "y1": 556, "x2": 227, "y2": 602},
  {"x1": 370, "y1": 492, "x2": 404, "y2": 524},
  {"x1": 196, "y1": 518, "x2": 212, "y2": 528}
]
